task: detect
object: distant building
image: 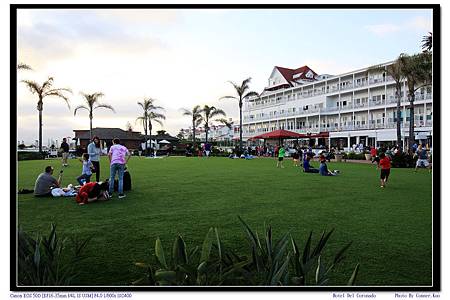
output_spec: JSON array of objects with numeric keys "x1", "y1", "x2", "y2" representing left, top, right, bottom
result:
[
  {"x1": 179, "y1": 118, "x2": 239, "y2": 143},
  {"x1": 243, "y1": 60, "x2": 433, "y2": 149},
  {"x1": 73, "y1": 128, "x2": 143, "y2": 150}
]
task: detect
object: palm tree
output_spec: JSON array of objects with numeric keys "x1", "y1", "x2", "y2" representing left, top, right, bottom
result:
[
  {"x1": 201, "y1": 105, "x2": 226, "y2": 143},
  {"x1": 220, "y1": 77, "x2": 259, "y2": 151},
  {"x1": 17, "y1": 63, "x2": 33, "y2": 71},
  {"x1": 22, "y1": 77, "x2": 72, "y2": 154},
  {"x1": 74, "y1": 92, "x2": 115, "y2": 140},
  {"x1": 369, "y1": 58, "x2": 406, "y2": 150},
  {"x1": 136, "y1": 98, "x2": 165, "y2": 149},
  {"x1": 422, "y1": 32, "x2": 432, "y2": 52},
  {"x1": 181, "y1": 105, "x2": 203, "y2": 146},
  {"x1": 398, "y1": 52, "x2": 432, "y2": 150}
]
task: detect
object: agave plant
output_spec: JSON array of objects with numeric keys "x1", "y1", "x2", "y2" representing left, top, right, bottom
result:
[
  {"x1": 133, "y1": 228, "x2": 247, "y2": 286},
  {"x1": 230, "y1": 217, "x2": 360, "y2": 286},
  {"x1": 289, "y1": 229, "x2": 359, "y2": 285},
  {"x1": 18, "y1": 224, "x2": 91, "y2": 286},
  {"x1": 133, "y1": 217, "x2": 360, "y2": 286}
]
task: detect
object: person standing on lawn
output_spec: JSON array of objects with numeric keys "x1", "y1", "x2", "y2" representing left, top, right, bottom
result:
[
  {"x1": 379, "y1": 153, "x2": 391, "y2": 188},
  {"x1": 88, "y1": 136, "x2": 102, "y2": 182},
  {"x1": 60, "y1": 138, "x2": 70, "y2": 167},
  {"x1": 108, "y1": 138, "x2": 131, "y2": 199},
  {"x1": 277, "y1": 145, "x2": 285, "y2": 168},
  {"x1": 415, "y1": 144, "x2": 431, "y2": 172}
]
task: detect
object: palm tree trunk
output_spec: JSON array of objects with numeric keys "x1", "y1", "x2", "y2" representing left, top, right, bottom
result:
[
  {"x1": 395, "y1": 85, "x2": 402, "y2": 150},
  {"x1": 408, "y1": 94, "x2": 415, "y2": 151},
  {"x1": 205, "y1": 124, "x2": 208, "y2": 144},
  {"x1": 89, "y1": 117, "x2": 93, "y2": 141},
  {"x1": 192, "y1": 120, "x2": 196, "y2": 145},
  {"x1": 239, "y1": 101, "x2": 243, "y2": 152},
  {"x1": 38, "y1": 108, "x2": 43, "y2": 156},
  {"x1": 149, "y1": 121, "x2": 153, "y2": 155}
]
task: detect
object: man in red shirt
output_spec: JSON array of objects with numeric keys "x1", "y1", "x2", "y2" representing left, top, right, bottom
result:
[{"x1": 378, "y1": 153, "x2": 391, "y2": 188}]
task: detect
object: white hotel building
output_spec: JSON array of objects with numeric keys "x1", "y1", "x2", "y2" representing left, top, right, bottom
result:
[{"x1": 242, "y1": 62, "x2": 433, "y2": 149}]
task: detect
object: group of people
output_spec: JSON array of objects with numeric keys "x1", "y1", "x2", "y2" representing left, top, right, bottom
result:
[
  {"x1": 185, "y1": 143, "x2": 213, "y2": 158},
  {"x1": 33, "y1": 137, "x2": 132, "y2": 205}
]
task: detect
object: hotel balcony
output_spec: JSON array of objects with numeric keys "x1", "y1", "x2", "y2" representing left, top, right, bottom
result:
[{"x1": 244, "y1": 120, "x2": 432, "y2": 136}]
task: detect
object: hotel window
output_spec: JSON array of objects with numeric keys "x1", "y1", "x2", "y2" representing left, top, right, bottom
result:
[{"x1": 342, "y1": 101, "x2": 347, "y2": 106}]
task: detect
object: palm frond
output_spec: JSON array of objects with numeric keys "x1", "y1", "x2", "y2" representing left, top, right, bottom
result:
[
  {"x1": 92, "y1": 92, "x2": 104, "y2": 99},
  {"x1": 149, "y1": 105, "x2": 165, "y2": 111},
  {"x1": 194, "y1": 118, "x2": 203, "y2": 127},
  {"x1": 243, "y1": 91, "x2": 259, "y2": 99},
  {"x1": 150, "y1": 112, "x2": 166, "y2": 120},
  {"x1": 152, "y1": 118, "x2": 164, "y2": 126},
  {"x1": 216, "y1": 118, "x2": 233, "y2": 129},
  {"x1": 44, "y1": 91, "x2": 71, "y2": 109},
  {"x1": 241, "y1": 77, "x2": 252, "y2": 89},
  {"x1": 220, "y1": 95, "x2": 238, "y2": 101},
  {"x1": 227, "y1": 81, "x2": 240, "y2": 92},
  {"x1": 21, "y1": 80, "x2": 41, "y2": 94},
  {"x1": 44, "y1": 87, "x2": 73, "y2": 97},
  {"x1": 94, "y1": 104, "x2": 116, "y2": 113},
  {"x1": 422, "y1": 32, "x2": 432, "y2": 52},
  {"x1": 74, "y1": 105, "x2": 89, "y2": 116},
  {"x1": 209, "y1": 109, "x2": 226, "y2": 118},
  {"x1": 41, "y1": 77, "x2": 54, "y2": 91},
  {"x1": 17, "y1": 63, "x2": 33, "y2": 70},
  {"x1": 181, "y1": 108, "x2": 192, "y2": 116}
]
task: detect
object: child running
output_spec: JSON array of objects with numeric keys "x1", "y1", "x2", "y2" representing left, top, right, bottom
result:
[
  {"x1": 292, "y1": 148, "x2": 300, "y2": 166},
  {"x1": 277, "y1": 145, "x2": 285, "y2": 168},
  {"x1": 77, "y1": 153, "x2": 93, "y2": 185},
  {"x1": 379, "y1": 153, "x2": 391, "y2": 188}
]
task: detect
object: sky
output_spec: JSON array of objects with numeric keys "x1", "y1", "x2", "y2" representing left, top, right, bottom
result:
[{"x1": 16, "y1": 8, "x2": 432, "y2": 145}]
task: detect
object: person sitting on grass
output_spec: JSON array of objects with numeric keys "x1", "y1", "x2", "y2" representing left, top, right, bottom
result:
[
  {"x1": 34, "y1": 166, "x2": 62, "y2": 197},
  {"x1": 303, "y1": 154, "x2": 319, "y2": 173},
  {"x1": 76, "y1": 153, "x2": 93, "y2": 185},
  {"x1": 319, "y1": 155, "x2": 338, "y2": 176},
  {"x1": 76, "y1": 181, "x2": 110, "y2": 205},
  {"x1": 379, "y1": 153, "x2": 391, "y2": 188}
]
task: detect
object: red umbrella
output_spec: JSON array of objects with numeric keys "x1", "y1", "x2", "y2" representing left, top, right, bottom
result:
[{"x1": 252, "y1": 129, "x2": 307, "y2": 139}]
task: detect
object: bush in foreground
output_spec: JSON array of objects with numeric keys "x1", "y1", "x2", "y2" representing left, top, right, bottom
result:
[
  {"x1": 133, "y1": 216, "x2": 359, "y2": 286},
  {"x1": 18, "y1": 224, "x2": 91, "y2": 286}
]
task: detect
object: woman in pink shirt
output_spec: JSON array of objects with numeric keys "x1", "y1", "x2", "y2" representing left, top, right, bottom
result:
[{"x1": 108, "y1": 138, "x2": 131, "y2": 198}]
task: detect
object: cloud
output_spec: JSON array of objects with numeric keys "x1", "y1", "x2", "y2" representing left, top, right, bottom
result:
[
  {"x1": 365, "y1": 15, "x2": 432, "y2": 37},
  {"x1": 365, "y1": 23, "x2": 401, "y2": 36},
  {"x1": 407, "y1": 16, "x2": 432, "y2": 32},
  {"x1": 95, "y1": 9, "x2": 179, "y2": 25},
  {"x1": 17, "y1": 9, "x2": 168, "y2": 69}
]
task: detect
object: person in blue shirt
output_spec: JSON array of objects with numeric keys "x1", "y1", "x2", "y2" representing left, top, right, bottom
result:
[
  {"x1": 77, "y1": 153, "x2": 94, "y2": 185},
  {"x1": 318, "y1": 155, "x2": 337, "y2": 176},
  {"x1": 415, "y1": 145, "x2": 431, "y2": 172},
  {"x1": 303, "y1": 155, "x2": 319, "y2": 173},
  {"x1": 87, "y1": 136, "x2": 102, "y2": 182}
]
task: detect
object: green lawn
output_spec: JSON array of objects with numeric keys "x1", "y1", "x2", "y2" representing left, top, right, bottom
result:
[{"x1": 16, "y1": 156, "x2": 432, "y2": 286}]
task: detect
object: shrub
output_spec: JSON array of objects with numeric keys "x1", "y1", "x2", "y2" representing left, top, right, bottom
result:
[
  {"x1": 390, "y1": 153, "x2": 417, "y2": 168},
  {"x1": 345, "y1": 152, "x2": 365, "y2": 160},
  {"x1": 133, "y1": 217, "x2": 359, "y2": 286},
  {"x1": 17, "y1": 151, "x2": 47, "y2": 161},
  {"x1": 18, "y1": 224, "x2": 91, "y2": 286}
]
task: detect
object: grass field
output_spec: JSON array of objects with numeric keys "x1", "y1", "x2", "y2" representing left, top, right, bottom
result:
[{"x1": 16, "y1": 156, "x2": 432, "y2": 286}]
